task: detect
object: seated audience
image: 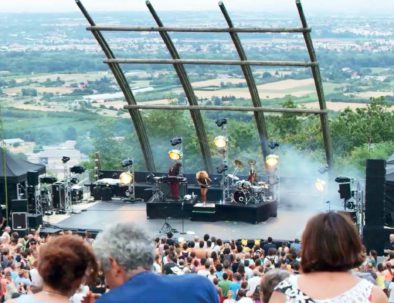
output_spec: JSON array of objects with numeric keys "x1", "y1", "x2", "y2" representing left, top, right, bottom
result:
[{"x1": 7, "y1": 234, "x2": 98, "y2": 303}]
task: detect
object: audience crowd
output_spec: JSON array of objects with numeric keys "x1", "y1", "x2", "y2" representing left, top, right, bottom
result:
[{"x1": 0, "y1": 212, "x2": 392, "y2": 302}]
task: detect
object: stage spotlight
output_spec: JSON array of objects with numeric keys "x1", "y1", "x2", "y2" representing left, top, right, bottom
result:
[
  {"x1": 214, "y1": 136, "x2": 227, "y2": 149},
  {"x1": 345, "y1": 199, "x2": 356, "y2": 210},
  {"x1": 265, "y1": 154, "x2": 279, "y2": 169},
  {"x1": 335, "y1": 176, "x2": 351, "y2": 183},
  {"x1": 215, "y1": 118, "x2": 227, "y2": 127},
  {"x1": 170, "y1": 137, "x2": 182, "y2": 146},
  {"x1": 216, "y1": 164, "x2": 228, "y2": 174},
  {"x1": 119, "y1": 171, "x2": 133, "y2": 185},
  {"x1": 318, "y1": 166, "x2": 329, "y2": 175},
  {"x1": 268, "y1": 141, "x2": 280, "y2": 150},
  {"x1": 62, "y1": 156, "x2": 70, "y2": 164},
  {"x1": 121, "y1": 159, "x2": 133, "y2": 167},
  {"x1": 315, "y1": 178, "x2": 326, "y2": 192},
  {"x1": 70, "y1": 165, "x2": 85, "y2": 174},
  {"x1": 168, "y1": 149, "x2": 182, "y2": 161}
]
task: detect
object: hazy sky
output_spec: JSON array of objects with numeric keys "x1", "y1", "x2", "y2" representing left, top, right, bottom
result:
[{"x1": 0, "y1": 0, "x2": 393, "y2": 14}]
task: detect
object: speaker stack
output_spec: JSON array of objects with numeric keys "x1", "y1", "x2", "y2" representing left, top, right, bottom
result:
[{"x1": 363, "y1": 159, "x2": 394, "y2": 254}]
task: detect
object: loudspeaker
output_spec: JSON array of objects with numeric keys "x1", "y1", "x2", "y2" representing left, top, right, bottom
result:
[
  {"x1": 27, "y1": 171, "x2": 39, "y2": 186},
  {"x1": 338, "y1": 183, "x2": 352, "y2": 200},
  {"x1": 10, "y1": 199, "x2": 28, "y2": 213},
  {"x1": 12, "y1": 212, "x2": 28, "y2": 230},
  {"x1": 364, "y1": 159, "x2": 386, "y2": 226},
  {"x1": 28, "y1": 214, "x2": 43, "y2": 229},
  {"x1": 52, "y1": 183, "x2": 65, "y2": 209}
]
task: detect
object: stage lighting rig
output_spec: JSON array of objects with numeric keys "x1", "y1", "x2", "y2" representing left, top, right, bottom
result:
[
  {"x1": 62, "y1": 156, "x2": 70, "y2": 164},
  {"x1": 119, "y1": 171, "x2": 133, "y2": 185},
  {"x1": 168, "y1": 149, "x2": 182, "y2": 161},
  {"x1": 268, "y1": 141, "x2": 280, "y2": 150},
  {"x1": 265, "y1": 154, "x2": 279, "y2": 169},
  {"x1": 216, "y1": 164, "x2": 228, "y2": 174},
  {"x1": 215, "y1": 118, "x2": 227, "y2": 128},
  {"x1": 170, "y1": 137, "x2": 182, "y2": 146},
  {"x1": 121, "y1": 159, "x2": 133, "y2": 168},
  {"x1": 314, "y1": 178, "x2": 326, "y2": 192},
  {"x1": 318, "y1": 165, "x2": 329, "y2": 174},
  {"x1": 214, "y1": 135, "x2": 227, "y2": 150},
  {"x1": 70, "y1": 165, "x2": 85, "y2": 174}
]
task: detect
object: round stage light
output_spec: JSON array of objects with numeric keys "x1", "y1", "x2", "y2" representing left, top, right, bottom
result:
[
  {"x1": 265, "y1": 154, "x2": 279, "y2": 168},
  {"x1": 214, "y1": 136, "x2": 227, "y2": 149},
  {"x1": 119, "y1": 172, "x2": 133, "y2": 185},
  {"x1": 168, "y1": 149, "x2": 182, "y2": 161},
  {"x1": 315, "y1": 178, "x2": 326, "y2": 192}
]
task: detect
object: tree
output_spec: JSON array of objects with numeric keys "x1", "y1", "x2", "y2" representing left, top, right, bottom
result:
[
  {"x1": 64, "y1": 126, "x2": 77, "y2": 140},
  {"x1": 330, "y1": 97, "x2": 394, "y2": 155},
  {"x1": 21, "y1": 88, "x2": 37, "y2": 97}
]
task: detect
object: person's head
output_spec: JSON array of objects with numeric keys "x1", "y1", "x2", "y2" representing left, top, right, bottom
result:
[
  {"x1": 222, "y1": 272, "x2": 228, "y2": 280},
  {"x1": 377, "y1": 263, "x2": 384, "y2": 272},
  {"x1": 369, "y1": 249, "x2": 377, "y2": 258},
  {"x1": 38, "y1": 235, "x2": 97, "y2": 296},
  {"x1": 260, "y1": 269, "x2": 290, "y2": 303},
  {"x1": 301, "y1": 212, "x2": 364, "y2": 273},
  {"x1": 93, "y1": 223, "x2": 154, "y2": 289},
  {"x1": 227, "y1": 290, "x2": 233, "y2": 299},
  {"x1": 267, "y1": 237, "x2": 273, "y2": 243},
  {"x1": 390, "y1": 234, "x2": 394, "y2": 243}
]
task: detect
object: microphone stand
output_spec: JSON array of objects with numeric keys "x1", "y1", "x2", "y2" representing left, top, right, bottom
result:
[{"x1": 180, "y1": 200, "x2": 186, "y2": 235}]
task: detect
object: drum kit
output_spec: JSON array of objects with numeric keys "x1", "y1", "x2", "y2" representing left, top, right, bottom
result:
[{"x1": 226, "y1": 159, "x2": 270, "y2": 205}]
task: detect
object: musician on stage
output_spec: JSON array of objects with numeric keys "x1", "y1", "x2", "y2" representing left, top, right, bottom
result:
[
  {"x1": 168, "y1": 162, "x2": 182, "y2": 200},
  {"x1": 247, "y1": 168, "x2": 257, "y2": 185},
  {"x1": 196, "y1": 170, "x2": 211, "y2": 205}
]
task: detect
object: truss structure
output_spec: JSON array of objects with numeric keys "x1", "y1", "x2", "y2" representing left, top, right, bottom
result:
[{"x1": 76, "y1": 0, "x2": 333, "y2": 173}]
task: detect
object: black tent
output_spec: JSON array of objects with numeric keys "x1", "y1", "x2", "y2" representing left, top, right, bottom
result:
[
  {"x1": 0, "y1": 148, "x2": 46, "y2": 209},
  {"x1": 0, "y1": 148, "x2": 46, "y2": 183}
]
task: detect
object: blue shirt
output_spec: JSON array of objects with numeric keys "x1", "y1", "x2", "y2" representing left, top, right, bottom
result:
[{"x1": 97, "y1": 271, "x2": 219, "y2": 303}]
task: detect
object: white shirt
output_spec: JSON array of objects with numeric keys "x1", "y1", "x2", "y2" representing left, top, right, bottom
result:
[
  {"x1": 237, "y1": 297, "x2": 254, "y2": 303},
  {"x1": 29, "y1": 268, "x2": 43, "y2": 288},
  {"x1": 153, "y1": 262, "x2": 162, "y2": 274},
  {"x1": 389, "y1": 282, "x2": 394, "y2": 303},
  {"x1": 247, "y1": 275, "x2": 261, "y2": 296}
]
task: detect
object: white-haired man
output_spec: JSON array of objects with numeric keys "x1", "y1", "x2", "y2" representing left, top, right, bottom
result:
[{"x1": 91, "y1": 223, "x2": 218, "y2": 303}]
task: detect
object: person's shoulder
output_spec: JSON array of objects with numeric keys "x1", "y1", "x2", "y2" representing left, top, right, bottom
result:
[
  {"x1": 170, "y1": 273, "x2": 211, "y2": 283},
  {"x1": 370, "y1": 285, "x2": 389, "y2": 303}
]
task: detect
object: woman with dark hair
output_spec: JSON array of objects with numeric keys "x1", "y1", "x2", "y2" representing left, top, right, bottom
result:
[
  {"x1": 270, "y1": 212, "x2": 387, "y2": 303},
  {"x1": 8, "y1": 235, "x2": 98, "y2": 303}
]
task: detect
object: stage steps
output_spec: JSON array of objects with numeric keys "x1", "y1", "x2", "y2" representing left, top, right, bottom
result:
[{"x1": 191, "y1": 203, "x2": 216, "y2": 222}]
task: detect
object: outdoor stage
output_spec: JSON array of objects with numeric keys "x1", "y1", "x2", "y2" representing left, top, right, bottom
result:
[
  {"x1": 50, "y1": 198, "x2": 331, "y2": 241},
  {"x1": 146, "y1": 199, "x2": 278, "y2": 224}
]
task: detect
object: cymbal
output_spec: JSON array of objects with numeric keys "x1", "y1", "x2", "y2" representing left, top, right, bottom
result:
[
  {"x1": 234, "y1": 159, "x2": 243, "y2": 169},
  {"x1": 227, "y1": 174, "x2": 240, "y2": 181},
  {"x1": 248, "y1": 159, "x2": 256, "y2": 166}
]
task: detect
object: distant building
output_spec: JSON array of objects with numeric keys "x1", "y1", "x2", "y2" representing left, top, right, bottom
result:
[{"x1": 27, "y1": 140, "x2": 88, "y2": 179}]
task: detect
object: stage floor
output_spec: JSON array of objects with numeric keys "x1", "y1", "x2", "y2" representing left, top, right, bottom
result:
[{"x1": 52, "y1": 199, "x2": 340, "y2": 240}]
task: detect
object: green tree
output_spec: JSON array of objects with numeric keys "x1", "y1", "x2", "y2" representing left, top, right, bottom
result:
[
  {"x1": 21, "y1": 88, "x2": 37, "y2": 97},
  {"x1": 64, "y1": 126, "x2": 77, "y2": 140},
  {"x1": 330, "y1": 97, "x2": 394, "y2": 155}
]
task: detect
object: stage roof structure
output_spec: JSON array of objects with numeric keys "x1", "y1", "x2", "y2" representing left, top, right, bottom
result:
[{"x1": 76, "y1": 0, "x2": 333, "y2": 174}]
